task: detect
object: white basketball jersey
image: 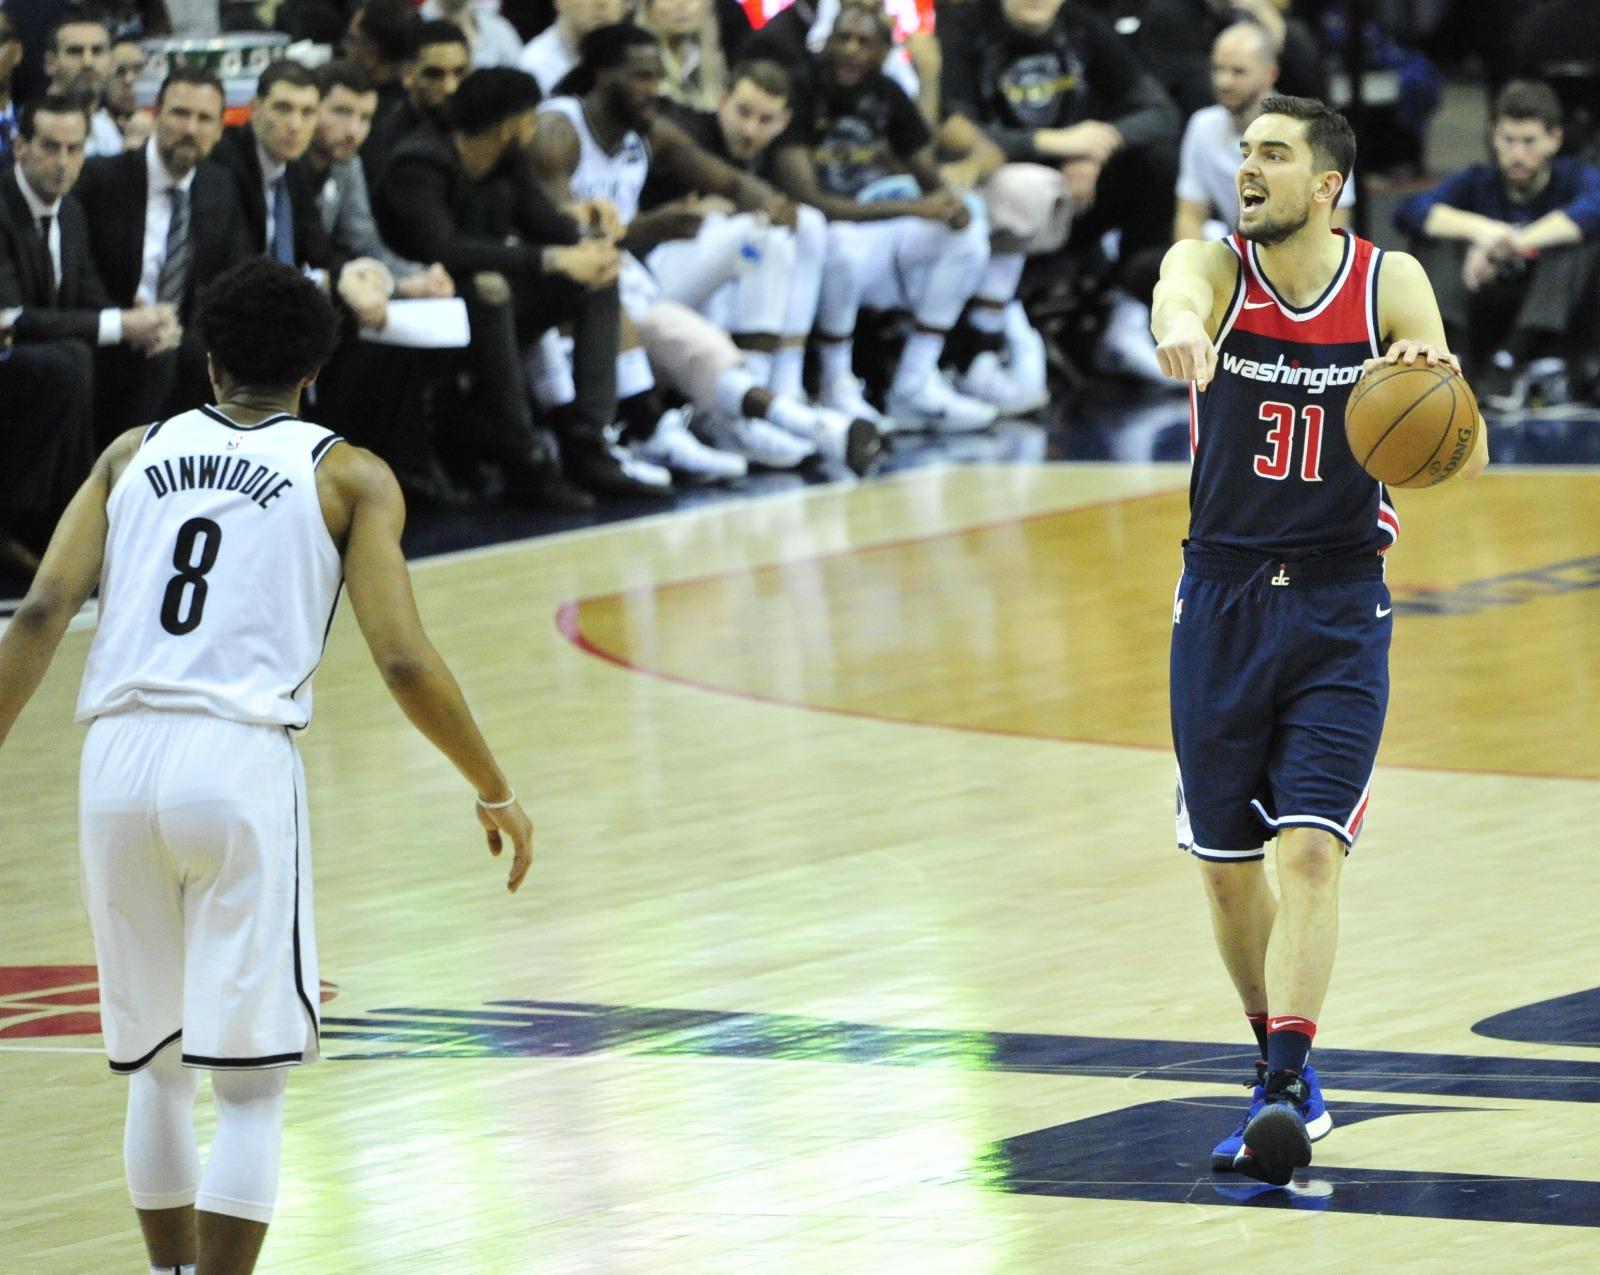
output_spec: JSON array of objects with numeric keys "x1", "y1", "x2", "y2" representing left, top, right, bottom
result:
[
  {"x1": 76, "y1": 407, "x2": 346, "y2": 730},
  {"x1": 538, "y1": 95, "x2": 650, "y2": 224}
]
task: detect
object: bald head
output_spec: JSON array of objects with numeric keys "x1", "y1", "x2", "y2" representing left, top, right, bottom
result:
[{"x1": 1211, "y1": 21, "x2": 1278, "y2": 119}]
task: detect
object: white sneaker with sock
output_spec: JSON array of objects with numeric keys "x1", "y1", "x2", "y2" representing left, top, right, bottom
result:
[
  {"x1": 961, "y1": 351, "x2": 1048, "y2": 416},
  {"x1": 885, "y1": 369, "x2": 998, "y2": 433},
  {"x1": 634, "y1": 406, "x2": 748, "y2": 483},
  {"x1": 818, "y1": 375, "x2": 889, "y2": 430},
  {"x1": 704, "y1": 416, "x2": 817, "y2": 468},
  {"x1": 602, "y1": 426, "x2": 674, "y2": 489}
]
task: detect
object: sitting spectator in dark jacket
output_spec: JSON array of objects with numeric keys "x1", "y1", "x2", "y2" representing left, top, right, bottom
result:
[
  {"x1": 376, "y1": 67, "x2": 663, "y2": 502},
  {"x1": 343, "y1": 0, "x2": 423, "y2": 123},
  {"x1": 1394, "y1": 79, "x2": 1600, "y2": 408},
  {"x1": 362, "y1": 19, "x2": 471, "y2": 188}
]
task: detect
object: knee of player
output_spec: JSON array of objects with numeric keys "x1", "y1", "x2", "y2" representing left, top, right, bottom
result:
[{"x1": 1274, "y1": 828, "x2": 1346, "y2": 890}]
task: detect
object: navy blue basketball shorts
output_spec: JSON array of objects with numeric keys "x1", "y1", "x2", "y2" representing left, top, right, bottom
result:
[{"x1": 1170, "y1": 547, "x2": 1391, "y2": 862}]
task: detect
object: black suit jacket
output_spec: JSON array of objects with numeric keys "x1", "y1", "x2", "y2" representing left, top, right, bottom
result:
[
  {"x1": 210, "y1": 125, "x2": 346, "y2": 276},
  {"x1": 75, "y1": 147, "x2": 254, "y2": 321},
  {"x1": 0, "y1": 170, "x2": 116, "y2": 344}
]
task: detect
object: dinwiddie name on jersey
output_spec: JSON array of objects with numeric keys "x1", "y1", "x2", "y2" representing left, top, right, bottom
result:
[
  {"x1": 143, "y1": 453, "x2": 294, "y2": 511},
  {"x1": 1219, "y1": 351, "x2": 1365, "y2": 395}
]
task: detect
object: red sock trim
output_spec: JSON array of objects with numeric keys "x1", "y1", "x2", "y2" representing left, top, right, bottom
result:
[
  {"x1": 1245, "y1": 1011, "x2": 1269, "y2": 1025},
  {"x1": 1267, "y1": 1015, "x2": 1317, "y2": 1041}
]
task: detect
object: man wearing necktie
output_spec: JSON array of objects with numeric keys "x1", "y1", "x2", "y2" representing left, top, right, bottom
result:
[
  {"x1": 78, "y1": 66, "x2": 256, "y2": 441},
  {"x1": 0, "y1": 97, "x2": 180, "y2": 578},
  {"x1": 211, "y1": 60, "x2": 395, "y2": 333}
]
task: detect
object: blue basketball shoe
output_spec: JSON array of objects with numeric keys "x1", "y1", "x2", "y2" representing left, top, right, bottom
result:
[
  {"x1": 1211, "y1": 1062, "x2": 1330, "y2": 1174},
  {"x1": 1233, "y1": 1069, "x2": 1331, "y2": 1186}
]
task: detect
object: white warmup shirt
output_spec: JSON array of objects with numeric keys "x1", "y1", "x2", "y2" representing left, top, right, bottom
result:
[{"x1": 77, "y1": 407, "x2": 346, "y2": 730}]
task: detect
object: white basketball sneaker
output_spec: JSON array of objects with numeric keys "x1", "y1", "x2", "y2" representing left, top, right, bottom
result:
[
  {"x1": 885, "y1": 369, "x2": 998, "y2": 433},
  {"x1": 819, "y1": 375, "x2": 889, "y2": 430},
  {"x1": 704, "y1": 415, "x2": 817, "y2": 469},
  {"x1": 634, "y1": 407, "x2": 748, "y2": 483},
  {"x1": 960, "y1": 351, "x2": 1048, "y2": 416}
]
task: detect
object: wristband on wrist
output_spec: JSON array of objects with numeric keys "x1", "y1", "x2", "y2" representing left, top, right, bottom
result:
[{"x1": 477, "y1": 791, "x2": 517, "y2": 810}]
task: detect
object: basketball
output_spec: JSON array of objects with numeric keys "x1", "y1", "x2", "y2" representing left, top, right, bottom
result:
[{"x1": 1344, "y1": 361, "x2": 1481, "y2": 488}]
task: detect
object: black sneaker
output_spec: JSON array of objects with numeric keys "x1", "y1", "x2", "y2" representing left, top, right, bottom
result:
[
  {"x1": 1480, "y1": 352, "x2": 1525, "y2": 412},
  {"x1": 563, "y1": 436, "x2": 675, "y2": 500},
  {"x1": 1233, "y1": 1069, "x2": 1314, "y2": 1186}
]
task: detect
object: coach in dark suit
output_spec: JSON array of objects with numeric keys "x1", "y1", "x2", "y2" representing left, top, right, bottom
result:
[
  {"x1": 77, "y1": 66, "x2": 254, "y2": 441},
  {"x1": 0, "y1": 97, "x2": 176, "y2": 563}
]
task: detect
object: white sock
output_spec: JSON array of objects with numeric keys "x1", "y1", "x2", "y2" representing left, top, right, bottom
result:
[
  {"x1": 741, "y1": 348, "x2": 774, "y2": 388},
  {"x1": 764, "y1": 394, "x2": 818, "y2": 440},
  {"x1": 712, "y1": 365, "x2": 760, "y2": 420},
  {"x1": 890, "y1": 331, "x2": 945, "y2": 400},
  {"x1": 527, "y1": 329, "x2": 575, "y2": 409},
  {"x1": 818, "y1": 339, "x2": 854, "y2": 388},
  {"x1": 150, "y1": 1265, "x2": 197, "y2": 1274},
  {"x1": 968, "y1": 304, "x2": 1006, "y2": 335},
  {"x1": 616, "y1": 346, "x2": 655, "y2": 399},
  {"x1": 771, "y1": 346, "x2": 805, "y2": 400}
]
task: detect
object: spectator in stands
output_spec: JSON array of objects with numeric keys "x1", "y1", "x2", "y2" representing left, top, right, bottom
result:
[
  {"x1": 1111, "y1": 0, "x2": 1328, "y2": 117},
  {"x1": 0, "y1": 98, "x2": 178, "y2": 566},
  {"x1": 43, "y1": 14, "x2": 123, "y2": 157},
  {"x1": 375, "y1": 66, "x2": 663, "y2": 502},
  {"x1": 106, "y1": 35, "x2": 151, "y2": 148},
  {"x1": 1394, "y1": 78, "x2": 1600, "y2": 409},
  {"x1": 76, "y1": 65, "x2": 252, "y2": 440},
  {"x1": 0, "y1": 12, "x2": 22, "y2": 168},
  {"x1": 344, "y1": 0, "x2": 425, "y2": 122},
  {"x1": 1174, "y1": 20, "x2": 1351, "y2": 242},
  {"x1": 940, "y1": 0, "x2": 1181, "y2": 384},
  {"x1": 363, "y1": 19, "x2": 472, "y2": 186},
  {"x1": 637, "y1": 0, "x2": 725, "y2": 111},
  {"x1": 744, "y1": 0, "x2": 934, "y2": 124},
  {"x1": 518, "y1": 0, "x2": 628, "y2": 95},
  {"x1": 422, "y1": 0, "x2": 527, "y2": 68}
]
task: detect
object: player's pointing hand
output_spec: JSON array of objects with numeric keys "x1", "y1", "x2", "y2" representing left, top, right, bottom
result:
[
  {"x1": 1156, "y1": 316, "x2": 1218, "y2": 391},
  {"x1": 476, "y1": 796, "x2": 534, "y2": 893}
]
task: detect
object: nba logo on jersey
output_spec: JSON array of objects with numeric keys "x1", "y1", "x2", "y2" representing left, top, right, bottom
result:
[{"x1": 225, "y1": 437, "x2": 242, "y2": 451}]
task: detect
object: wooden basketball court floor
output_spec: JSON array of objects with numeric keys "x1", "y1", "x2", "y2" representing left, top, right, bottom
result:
[{"x1": 4, "y1": 459, "x2": 1600, "y2": 1272}]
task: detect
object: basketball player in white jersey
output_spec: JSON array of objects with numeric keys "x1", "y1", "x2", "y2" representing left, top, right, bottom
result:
[
  {"x1": 0, "y1": 258, "x2": 533, "y2": 1275},
  {"x1": 531, "y1": 24, "x2": 882, "y2": 475}
]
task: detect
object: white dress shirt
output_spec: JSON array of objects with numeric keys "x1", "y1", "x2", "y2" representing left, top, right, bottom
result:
[
  {"x1": 12, "y1": 167, "x2": 121, "y2": 344},
  {"x1": 136, "y1": 136, "x2": 198, "y2": 306}
]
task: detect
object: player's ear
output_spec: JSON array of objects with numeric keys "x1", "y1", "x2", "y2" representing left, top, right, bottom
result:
[{"x1": 1317, "y1": 170, "x2": 1343, "y2": 206}]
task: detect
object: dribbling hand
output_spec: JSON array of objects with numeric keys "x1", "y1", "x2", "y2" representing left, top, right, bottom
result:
[
  {"x1": 476, "y1": 799, "x2": 533, "y2": 893},
  {"x1": 1361, "y1": 340, "x2": 1460, "y2": 378}
]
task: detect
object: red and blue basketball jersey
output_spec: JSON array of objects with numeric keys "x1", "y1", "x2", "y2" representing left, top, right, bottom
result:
[{"x1": 1188, "y1": 230, "x2": 1399, "y2": 559}]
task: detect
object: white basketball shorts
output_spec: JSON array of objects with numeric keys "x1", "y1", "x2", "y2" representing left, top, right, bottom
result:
[{"x1": 79, "y1": 709, "x2": 321, "y2": 1073}]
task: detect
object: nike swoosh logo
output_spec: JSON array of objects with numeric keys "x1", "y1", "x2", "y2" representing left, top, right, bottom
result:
[
  {"x1": 1242, "y1": 299, "x2": 1275, "y2": 310},
  {"x1": 1376, "y1": 605, "x2": 1392, "y2": 617}
]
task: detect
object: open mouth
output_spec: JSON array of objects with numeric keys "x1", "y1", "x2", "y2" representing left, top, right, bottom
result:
[{"x1": 1240, "y1": 189, "x2": 1267, "y2": 212}]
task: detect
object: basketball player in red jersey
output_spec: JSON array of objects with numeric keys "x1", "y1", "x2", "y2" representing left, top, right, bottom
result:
[{"x1": 1150, "y1": 96, "x2": 1487, "y2": 1186}]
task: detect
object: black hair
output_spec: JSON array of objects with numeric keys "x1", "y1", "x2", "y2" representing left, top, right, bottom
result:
[
  {"x1": 257, "y1": 57, "x2": 319, "y2": 100},
  {"x1": 195, "y1": 259, "x2": 342, "y2": 389},
  {"x1": 315, "y1": 58, "x2": 375, "y2": 98},
  {"x1": 556, "y1": 23, "x2": 659, "y2": 97},
  {"x1": 413, "y1": 17, "x2": 471, "y2": 55},
  {"x1": 19, "y1": 93, "x2": 92, "y2": 140},
  {"x1": 46, "y1": 11, "x2": 113, "y2": 56},
  {"x1": 447, "y1": 66, "x2": 541, "y2": 134},
  {"x1": 728, "y1": 58, "x2": 793, "y2": 106},
  {"x1": 1257, "y1": 94, "x2": 1357, "y2": 183},
  {"x1": 156, "y1": 63, "x2": 226, "y2": 109},
  {"x1": 355, "y1": 0, "x2": 424, "y2": 64},
  {"x1": 1494, "y1": 79, "x2": 1563, "y2": 131}
]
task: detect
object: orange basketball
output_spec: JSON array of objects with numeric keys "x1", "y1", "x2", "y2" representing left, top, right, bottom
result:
[{"x1": 1344, "y1": 361, "x2": 1480, "y2": 488}]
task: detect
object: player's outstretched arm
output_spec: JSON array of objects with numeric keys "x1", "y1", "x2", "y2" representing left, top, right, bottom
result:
[
  {"x1": 330, "y1": 445, "x2": 534, "y2": 892},
  {"x1": 0, "y1": 430, "x2": 139, "y2": 748},
  {"x1": 1151, "y1": 239, "x2": 1232, "y2": 390},
  {"x1": 1372, "y1": 251, "x2": 1489, "y2": 479}
]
